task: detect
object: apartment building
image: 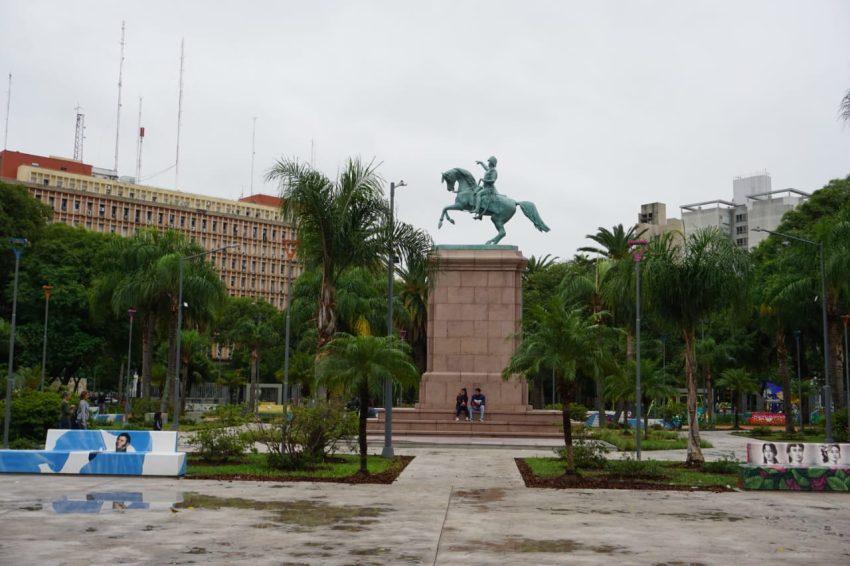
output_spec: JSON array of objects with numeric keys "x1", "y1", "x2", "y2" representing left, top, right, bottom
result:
[{"x1": 0, "y1": 150, "x2": 300, "y2": 310}]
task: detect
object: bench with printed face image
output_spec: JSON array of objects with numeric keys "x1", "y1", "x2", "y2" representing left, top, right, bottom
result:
[
  {"x1": 739, "y1": 441, "x2": 850, "y2": 491},
  {"x1": 0, "y1": 429, "x2": 186, "y2": 476}
]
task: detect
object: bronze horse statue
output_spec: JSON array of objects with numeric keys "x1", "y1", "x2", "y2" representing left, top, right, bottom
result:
[{"x1": 438, "y1": 167, "x2": 550, "y2": 245}]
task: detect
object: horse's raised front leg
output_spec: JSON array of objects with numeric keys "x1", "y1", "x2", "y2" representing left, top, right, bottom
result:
[
  {"x1": 485, "y1": 218, "x2": 507, "y2": 245},
  {"x1": 438, "y1": 205, "x2": 460, "y2": 229}
]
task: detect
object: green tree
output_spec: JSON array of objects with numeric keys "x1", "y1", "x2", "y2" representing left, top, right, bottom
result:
[
  {"x1": 578, "y1": 224, "x2": 646, "y2": 260},
  {"x1": 503, "y1": 296, "x2": 607, "y2": 473},
  {"x1": 643, "y1": 229, "x2": 752, "y2": 467},
  {"x1": 716, "y1": 368, "x2": 759, "y2": 429},
  {"x1": 0, "y1": 182, "x2": 51, "y2": 298},
  {"x1": 315, "y1": 333, "x2": 418, "y2": 474}
]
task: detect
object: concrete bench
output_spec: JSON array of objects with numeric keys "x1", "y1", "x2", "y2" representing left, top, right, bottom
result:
[
  {"x1": 740, "y1": 441, "x2": 850, "y2": 491},
  {"x1": 0, "y1": 429, "x2": 186, "y2": 477}
]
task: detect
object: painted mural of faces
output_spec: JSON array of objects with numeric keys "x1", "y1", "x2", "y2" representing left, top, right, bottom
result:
[
  {"x1": 786, "y1": 443, "x2": 805, "y2": 465},
  {"x1": 821, "y1": 444, "x2": 841, "y2": 465},
  {"x1": 115, "y1": 433, "x2": 131, "y2": 453},
  {"x1": 762, "y1": 442, "x2": 779, "y2": 464}
]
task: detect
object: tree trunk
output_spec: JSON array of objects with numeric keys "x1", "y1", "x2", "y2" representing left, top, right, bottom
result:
[
  {"x1": 317, "y1": 266, "x2": 337, "y2": 349},
  {"x1": 732, "y1": 393, "x2": 740, "y2": 430},
  {"x1": 704, "y1": 366, "x2": 714, "y2": 425},
  {"x1": 683, "y1": 329, "x2": 704, "y2": 468},
  {"x1": 249, "y1": 348, "x2": 258, "y2": 414},
  {"x1": 160, "y1": 315, "x2": 177, "y2": 414},
  {"x1": 560, "y1": 378, "x2": 575, "y2": 474},
  {"x1": 595, "y1": 375, "x2": 606, "y2": 429},
  {"x1": 358, "y1": 378, "x2": 369, "y2": 475},
  {"x1": 141, "y1": 314, "x2": 154, "y2": 399},
  {"x1": 777, "y1": 331, "x2": 793, "y2": 433}
]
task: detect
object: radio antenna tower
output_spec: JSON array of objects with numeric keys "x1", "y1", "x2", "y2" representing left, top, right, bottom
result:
[
  {"x1": 250, "y1": 117, "x2": 257, "y2": 195},
  {"x1": 135, "y1": 97, "x2": 144, "y2": 181},
  {"x1": 175, "y1": 38, "x2": 185, "y2": 190},
  {"x1": 73, "y1": 105, "x2": 86, "y2": 161},
  {"x1": 3, "y1": 73, "x2": 11, "y2": 150},
  {"x1": 113, "y1": 21, "x2": 125, "y2": 172}
]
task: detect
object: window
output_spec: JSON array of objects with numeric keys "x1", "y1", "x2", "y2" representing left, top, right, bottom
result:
[
  {"x1": 99, "y1": 204, "x2": 105, "y2": 216},
  {"x1": 222, "y1": 222, "x2": 227, "y2": 233},
  {"x1": 241, "y1": 259, "x2": 247, "y2": 271},
  {"x1": 202, "y1": 219, "x2": 207, "y2": 230},
  {"x1": 253, "y1": 227, "x2": 258, "y2": 238},
  {"x1": 251, "y1": 261, "x2": 256, "y2": 272},
  {"x1": 123, "y1": 207, "x2": 129, "y2": 220},
  {"x1": 147, "y1": 211, "x2": 152, "y2": 222},
  {"x1": 191, "y1": 218, "x2": 196, "y2": 228},
  {"x1": 74, "y1": 200, "x2": 80, "y2": 211},
  {"x1": 180, "y1": 216, "x2": 186, "y2": 227},
  {"x1": 48, "y1": 196, "x2": 55, "y2": 208},
  {"x1": 261, "y1": 262, "x2": 266, "y2": 273},
  {"x1": 241, "y1": 277, "x2": 246, "y2": 289},
  {"x1": 158, "y1": 213, "x2": 164, "y2": 224},
  {"x1": 111, "y1": 206, "x2": 117, "y2": 218},
  {"x1": 230, "y1": 276, "x2": 235, "y2": 287},
  {"x1": 169, "y1": 214, "x2": 175, "y2": 225},
  {"x1": 135, "y1": 210, "x2": 140, "y2": 222},
  {"x1": 61, "y1": 198, "x2": 67, "y2": 211}
]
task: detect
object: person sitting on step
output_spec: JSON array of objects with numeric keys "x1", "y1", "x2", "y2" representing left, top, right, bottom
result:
[{"x1": 469, "y1": 388, "x2": 486, "y2": 422}]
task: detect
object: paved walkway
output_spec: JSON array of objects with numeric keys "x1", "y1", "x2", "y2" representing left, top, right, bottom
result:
[{"x1": 1, "y1": 431, "x2": 848, "y2": 565}]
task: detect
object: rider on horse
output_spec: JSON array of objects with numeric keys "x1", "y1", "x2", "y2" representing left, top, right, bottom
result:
[{"x1": 473, "y1": 156, "x2": 498, "y2": 220}]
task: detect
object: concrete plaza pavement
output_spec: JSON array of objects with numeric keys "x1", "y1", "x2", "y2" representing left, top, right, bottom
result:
[{"x1": 0, "y1": 430, "x2": 848, "y2": 565}]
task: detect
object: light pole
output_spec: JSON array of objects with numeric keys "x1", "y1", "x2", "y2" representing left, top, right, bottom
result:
[
  {"x1": 3, "y1": 238, "x2": 28, "y2": 449},
  {"x1": 793, "y1": 330, "x2": 802, "y2": 433},
  {"x1": 173, "y1": 243, "x2": 239, "y2": 430},
  {"x1": 282, "y1": 240, "x2": 299, "y2": 408},
  {"x1": 39, "y1": 284, "x2": 53, "y2": 390},
  {"x1": 124, "y1": 308, "x2": 136, "y2": 415},
  {"x1": 383, "y1": 179, "x2": 406, "y2": 458},
  {"x1": 629, "y1": 239, "x2": 648, "y2": 460},
  {"x1": 842, "y1": 315, "x2": 849, "y2": 418},
  {"x1": 754, "y1": 227, "x2": 832, "y2": 442}
]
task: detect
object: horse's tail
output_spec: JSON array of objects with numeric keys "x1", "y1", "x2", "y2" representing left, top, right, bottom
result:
[{"x1": 518, "y1": 201, "x2": 550, "y2": 233}]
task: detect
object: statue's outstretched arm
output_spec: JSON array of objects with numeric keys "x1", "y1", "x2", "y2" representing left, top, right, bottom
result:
[{"x1": 475, "y1": 161, "x2": 488, "y2": 172}]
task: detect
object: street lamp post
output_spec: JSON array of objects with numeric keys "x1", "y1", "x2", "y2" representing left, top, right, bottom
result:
[
  {"x1": 39, "y1": 284, "x2": 53, "y2": 390},
  {"x1": 793, "y1": 330, "x2": 803, "y2": 432},
  {"x1": 282, "y1": 240, "x2": 299, "y2": 408},
  {"x1": 842, "y1": 315, "x2": 849, "y2": 417},
  {"x1": 172, "y1": 243, "x2": 239, "y2": 430},
  {"x1": 629, "y1": 239, "x2": 648, "y2": 460},
  {"x1": 4, "y1": 238, "x2": 28, "y2": 449},
  {"x1": 754, "y1": 227, "x2": 832, "y2": 442},
  {"x1": 383, "y1": 180, "x2": 406, "y2": 459},
  {"x1": 124, "y1": 308, "x2": 136, "y2": 415}
]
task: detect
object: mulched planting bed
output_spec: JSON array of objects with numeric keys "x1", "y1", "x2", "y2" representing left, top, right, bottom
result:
[
  {"x1": 515, "y1": 458, "x2": 733, "y2": 492},
  {"x1": 186, "y1": 455, "x2": 414, "y2": 484}
]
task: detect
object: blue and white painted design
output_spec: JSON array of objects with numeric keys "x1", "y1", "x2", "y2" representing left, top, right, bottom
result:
[{"x1": 0, "y1": 430, "x2": 185, "y2": 476}]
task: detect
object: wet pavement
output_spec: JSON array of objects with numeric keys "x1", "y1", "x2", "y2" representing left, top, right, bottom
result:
[{"x1": 1, "y1": 430, "x2": 848, "y2": 565}]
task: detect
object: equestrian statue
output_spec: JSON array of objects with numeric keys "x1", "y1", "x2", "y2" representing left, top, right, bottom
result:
[{"x1": 438, "y1": 156, "x2": 550, "y2": 245}]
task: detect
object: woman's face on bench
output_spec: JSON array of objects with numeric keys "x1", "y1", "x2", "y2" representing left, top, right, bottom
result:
[{"x1": 115, "y1": 435, "x2": 129, "y2": 452}]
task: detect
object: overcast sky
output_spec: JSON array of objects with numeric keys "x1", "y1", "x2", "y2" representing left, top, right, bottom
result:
[{"x1": 2, "y1": 1, "x2": 849, "y2": 260}]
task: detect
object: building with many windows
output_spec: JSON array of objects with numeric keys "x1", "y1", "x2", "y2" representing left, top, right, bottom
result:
[{"x1": 0, "y1": 149, "x2": 300, "y2": 310}]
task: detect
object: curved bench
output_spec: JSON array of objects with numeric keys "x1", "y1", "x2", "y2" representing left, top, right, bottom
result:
[
  {"x1": 0, "y1": 429, "x2": 186, "y2": 477},
  {"x1": 739, "y1": 441, "x2": 850, "y2": 491}
]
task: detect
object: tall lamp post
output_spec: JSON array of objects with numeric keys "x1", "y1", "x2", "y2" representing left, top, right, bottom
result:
[
  {"x1": 39, "y1": 284, "x2": 53, "y2": 390},
  {"x1": 173, "y1": 243, "x2": 239, "y2": 430},
  {"x1": 754, "y1": 227, "x2": 832, "y2": 442},
  {"x1": 793, "y1": 330, "x2": 803, "y2": 433},
  {"x1": 282, "y1": 240, "x2": 299, "y2": 407},
  {"x1": 629, "y1": 239, "x2": 648, "y2": 460},
  {"x1": 4, "y1": 238, "x2": 28, "y2": 449},
  {"x1": 124, "y1": 308, "x2": 137, "y2": 415},
  {"x1": 842, "y1": 315, "x2": 849, "y2": 418},
  {"x1": 383, "y1": 179, "x2": 406, "y2": 458}
]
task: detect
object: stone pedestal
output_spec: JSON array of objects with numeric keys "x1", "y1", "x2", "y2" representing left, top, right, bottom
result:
[{"x1": 417, "y1": 245, "x2": 530, "y2": 412}]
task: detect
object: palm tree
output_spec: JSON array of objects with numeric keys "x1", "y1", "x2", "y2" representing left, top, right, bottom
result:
[
  {"x1": 265, "y1": 158, "x2": 388, "y2": 348},
  {"x1": 315, "y1": 333, "x2": 419, "y2": 474},
  {"x1": 643, "y1": 229, "x2": 752, "y2": 467},
  {"x1": 579, "y1": 224, "x2": 646, "y2": 260},
  {"x1": 717, "y1": 368, "x2": 759, "y2": 429},
  {"x1": 503, "y1": 296, "x2": 607, "y2": 473}
]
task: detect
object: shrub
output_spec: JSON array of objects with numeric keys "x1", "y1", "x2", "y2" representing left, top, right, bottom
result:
[
  {"x1": 205, "y1": 404, "x2": 248, "y2": 427},
  {"x1": 661, "y1": 402, "x2": 686, "y2": 429},
  {"x1": 188, "y1": 424, "x2": 252, "y2": 463},
  {"x1": 569, "y1": 403, "x2": 588, "y2": 423},
  {"x1": 704, "y1": 456, "x2": 742, "y2": 474},
  {"x1": 750, "y1": 426, "x2": 772, "y2": 437},
  {"x1": 0, "y1": 389, "x2": 62, "y2": 444},
  {"x1": 607, "y1": 456, "x2": 665, "y2": 479},
  {"x1": 833, "y1": 408, "x2": 848, "y2": 442},
  {"x1": 255, "y1": 401, "x2": 357, "y2": 470},
  {"x1": 128, "y1": 397, "x2": 160, "y2": 421},
  {"x1": 555, "y1": 434, "x2": 609, "y2": 470}
]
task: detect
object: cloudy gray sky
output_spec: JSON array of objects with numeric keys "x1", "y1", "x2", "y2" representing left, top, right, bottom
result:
[{"x1": 2, "y1": 1, "x2": 849, "y2": 260}]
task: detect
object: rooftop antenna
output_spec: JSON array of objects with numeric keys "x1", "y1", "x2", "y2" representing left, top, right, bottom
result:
[
  {"x1": 250, "y1": 116, "x2": 257, "y2": 195},
  {"x1": 73, "y1": 105, "x2": 86, "y2": 161},
  {"x1": 175, "y1": 38, "x2": 185, "y2": 190},
  {"x1": 113, "y1": 21, "x2": 125, "y2": 172},
  {"x1": 3, "y1": 73, "x2": 10, "y2": 150},
  {"x1": 135, "y1": 97, "x2": 144, "y2": 181},
  {"x1": 310, "y1": 139, "x2": 315, "y2": 167}
]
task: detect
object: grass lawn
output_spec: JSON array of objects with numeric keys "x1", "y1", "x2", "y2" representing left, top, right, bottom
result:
[
  {"x1": 520, "y1": 457, "x2": 738, "y2": 490},
  {"x1": 187, "y1": 453, "x2": 409, "y2": 482},
  {"x1": 588, "y1": 428, "x2": 712, "y2": 451}
]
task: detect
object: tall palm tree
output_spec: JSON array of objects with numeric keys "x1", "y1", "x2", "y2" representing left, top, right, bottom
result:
[
  {"x1": 579, "y1": 224, "x2": 647, "y2": 260},
  {"x1": 643, "y1": 229, "x2": 752, "y2": 467},
  {"x1": 266, "y1": 158, "x2": 388, "y2": 348},
  {"x1": 717, "y1": 368, "x2": 759, "y2": 430},
  {"x1": 503, "y1": 296, "x2": 607, "y2": 473},
  {"x1": 316, "y1": 334, "x2": 419, "y2": 474}
]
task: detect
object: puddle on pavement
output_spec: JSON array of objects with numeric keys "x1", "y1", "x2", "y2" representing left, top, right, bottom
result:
[
  {"x1": 454, "y1": 488, "x2": 506, "y2": 505},
  {"x1": 174, "y1": 492, "x2": 390, "y2": 531},
  {"x1": 659, "y1": 511, "x2": 745, "y2": 522},
  {"x1": 50, "y1": 491, "x2": 183, "y2": 514},
  {"x1": 454, "y1": 536, "x2": 625, "y2": 555}
]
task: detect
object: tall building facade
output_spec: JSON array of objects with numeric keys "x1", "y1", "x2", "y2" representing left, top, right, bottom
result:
[
  {"x1": 636, "y1": 202, "x2": 684, "y2": 243},
  {"x1": 680, "y1": 173, "x2": 809, "y2": 251},
  {"x1": 0, "y1": 150, "x2": 300, "y2": 310}
]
